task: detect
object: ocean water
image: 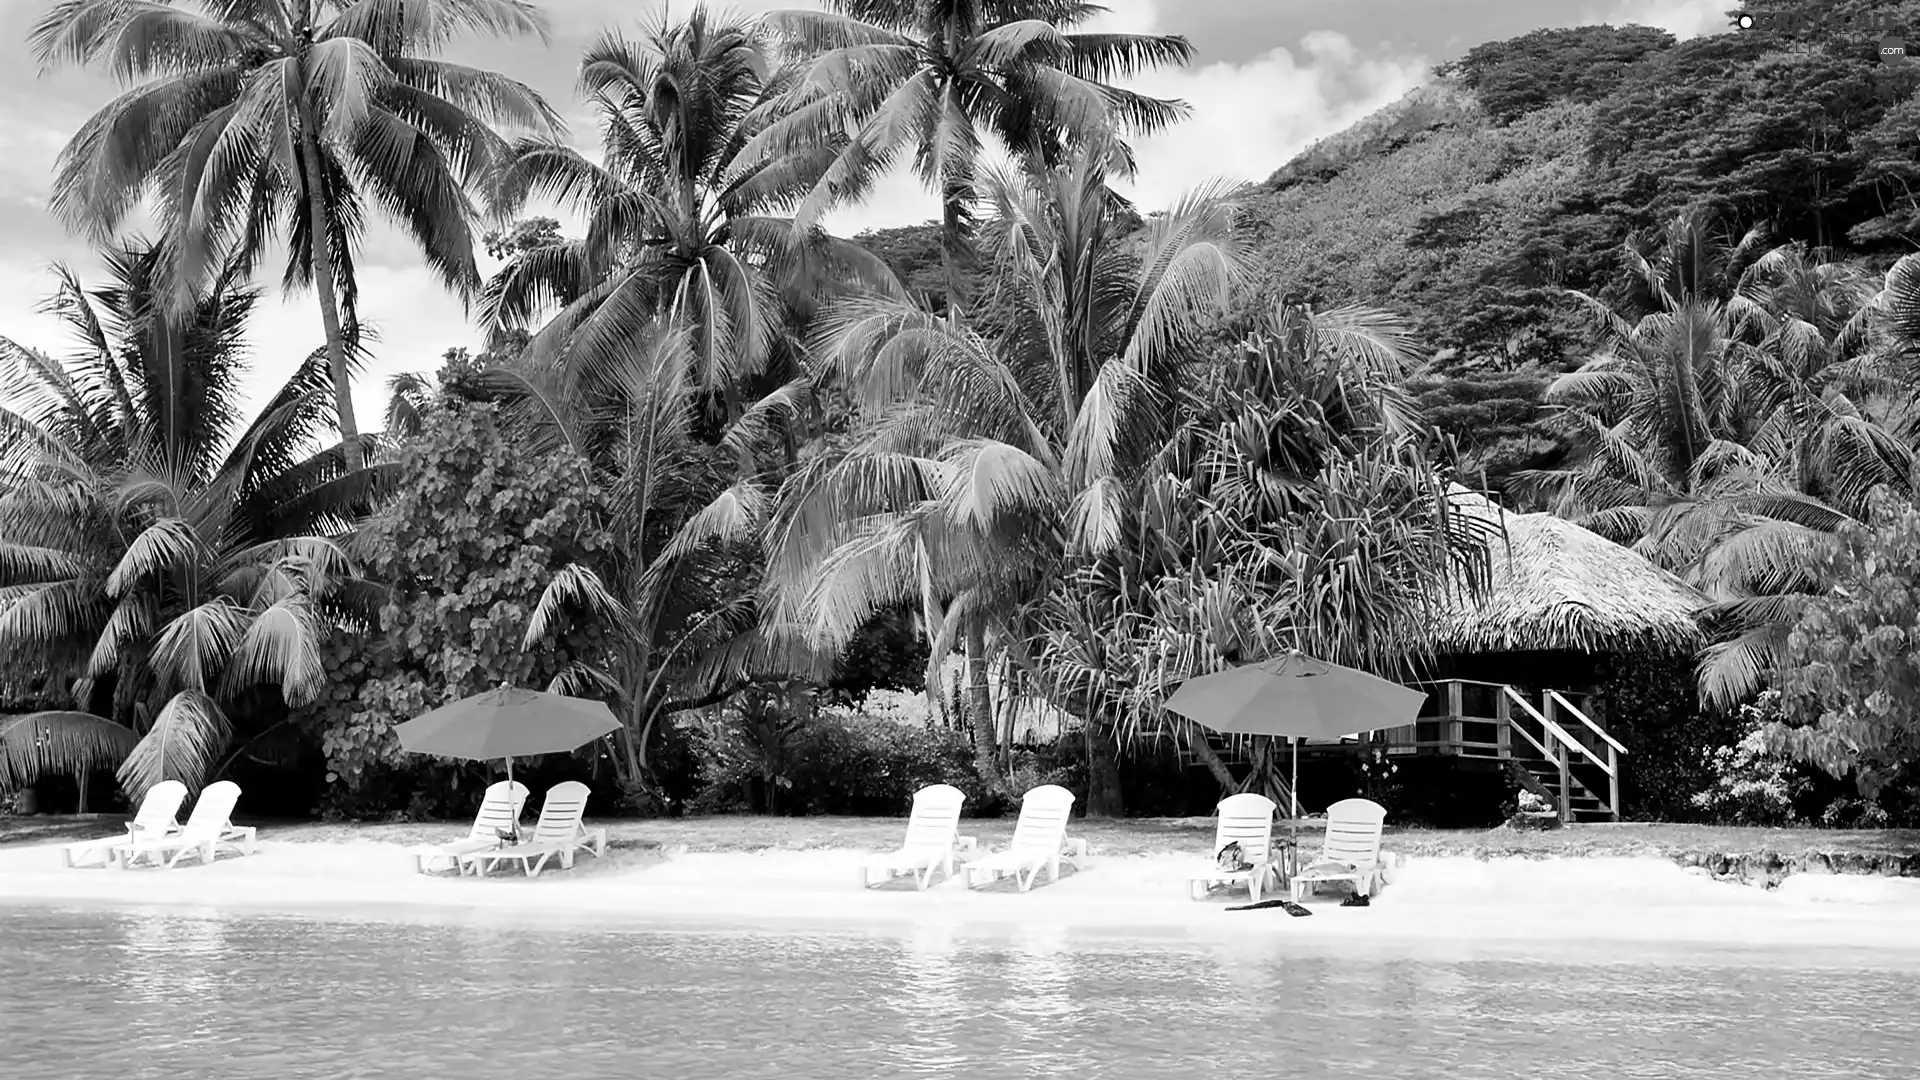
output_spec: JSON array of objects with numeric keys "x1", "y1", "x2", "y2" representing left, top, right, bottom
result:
[{"x1": 3, "y1": 903, "x2": 1916, "y2": 1079}]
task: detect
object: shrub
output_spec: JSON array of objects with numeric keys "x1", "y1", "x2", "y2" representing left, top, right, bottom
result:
[
  {"x1": 1691, "y1": 691, "x2": 1814, "y2": 826},
  {"x1": 1763, "y1": 493, "x2": 1920, "y2": 796},
  {"x1": 686, "y1": 704, "x2": 991, "y2": 816},
  {"x1": 1592, "y1": 649, "x2": 1741, "y2": 821}
]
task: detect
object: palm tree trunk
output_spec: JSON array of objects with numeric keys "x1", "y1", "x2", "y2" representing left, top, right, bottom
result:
[
  {"x1": 1188, "y1": 733, "x2": 1238, "y2": 792},
  {"x1": 296, "y1": 126, "x2": 362, "y2": 465},
  {"x1": 963, "y1": 619, "x2": 999, "y2": 781},
  {"x1": 1083, "y1": 711, "x2": 1125, "y2": 818},
  {"x1": 940, "y1": 185, "x2": 974, "y2": 317}
]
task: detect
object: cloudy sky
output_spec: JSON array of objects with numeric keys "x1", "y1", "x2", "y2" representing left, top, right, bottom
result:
[{"x1": 0, "y1": 0, "x2": 1730, "y2": 424}]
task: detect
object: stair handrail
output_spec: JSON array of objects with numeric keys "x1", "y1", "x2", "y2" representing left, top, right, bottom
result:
[
  {"x1": 1545, "y1": 690, "x2": 1628, "y2": 757},
  {"x1": 1503, "y1": 686, "x2": 1611, "y2": 775},
  {"x1": 1503, "y1": 697, "x2": 1561, "y2": 763}
]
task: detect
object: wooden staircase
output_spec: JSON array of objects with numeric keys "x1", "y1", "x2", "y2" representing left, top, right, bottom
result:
[{"x1": 1382, "y1": 680, "x2": 1628, "y2": 823}]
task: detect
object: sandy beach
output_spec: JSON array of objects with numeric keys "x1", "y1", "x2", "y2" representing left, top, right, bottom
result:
[{"x1": 6, "y1": 825, "x2": 1920, "y2": 956}]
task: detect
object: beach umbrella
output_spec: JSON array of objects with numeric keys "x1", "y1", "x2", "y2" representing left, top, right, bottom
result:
[
  {"x1": 394, "y1": 682, "x2": 620, "y2": 840},
  {"x1": 1163, "y1": 651, "x2": 1425, "y2": 820}
]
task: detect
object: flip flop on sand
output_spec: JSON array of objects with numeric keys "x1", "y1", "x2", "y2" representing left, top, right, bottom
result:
[
  {"x1": 1340, "y1": 893, "x2": 1370, "y2": 907},
  {"x1": 1226, "y1": 899, "x2": 1314, "y2": 916}
]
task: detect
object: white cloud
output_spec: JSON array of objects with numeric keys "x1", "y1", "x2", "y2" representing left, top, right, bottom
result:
[
  {"x1": 1108, "y1": 30, "x2": 1431, "y2": 207},
  {"x1": 1586, "y1": 0, "x2": 1731, "y2": 40}
]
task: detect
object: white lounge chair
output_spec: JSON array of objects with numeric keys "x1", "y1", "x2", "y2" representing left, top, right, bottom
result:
[
  {"x1": 1187, "y1": 792, "x2": 1279, "y2": 902},
  {"x1": 410, "y1": 780, "x2": 530, "y2": 874},
  {"x1": 1289, "y1": 797, "x2": 1387, "y2": 902},
  {"x1": 861, "y1": 783, "x2": 976, "y2": 889},
  {"x1": 962, "y1": 784, "x2": 1077, "y2": 892},
  {"x1": 459, "y1": 781, "x2": 603, "y2": 878},
  {"x1": 118, "y1": 781, "x2": 257, "y2": 869},
  {"x1": 62, "y1": 780, "x2": 188, "y2": 868}
]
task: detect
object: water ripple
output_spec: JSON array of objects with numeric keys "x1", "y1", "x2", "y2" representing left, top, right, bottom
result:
[{"x1": 3, "y1": 905, "x2": 1917, "y2": 1080}]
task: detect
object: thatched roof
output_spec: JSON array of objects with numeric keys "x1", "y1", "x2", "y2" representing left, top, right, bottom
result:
[{"x1": 1429, "y1": 488, "x2": 1707, "y2": 656}]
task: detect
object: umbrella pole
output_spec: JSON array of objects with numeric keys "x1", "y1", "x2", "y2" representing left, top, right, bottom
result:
[
  {"x1": 1290, "y1": 737, "x2": 1299, "y2": 822},
  {"x1": 505, "y1": 756, "x2": 518, "y2": 842}
]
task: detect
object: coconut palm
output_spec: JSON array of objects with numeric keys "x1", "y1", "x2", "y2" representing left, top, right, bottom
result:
[
  {"x1": 1517, "y1": 211, "x2": 1916, "y2": 707},
  {"x1": 763, "y1": 145, "x2": 1242, "y2": 794},
  {"x1": 483, "y1": 5, "x2": 897, "y2": 422},
  {"x1": 759, "y1": 0, "x2": 1194, "y2": 312},
  {"x1": 31, "y1": 0, "x2": 563, "y2": 462},
  {"x1": 494, "y1": 320, "x2": 831, "y2": 806},
  {"x1": 0, "y1": 245, "x2": 386, "y2": 803}
]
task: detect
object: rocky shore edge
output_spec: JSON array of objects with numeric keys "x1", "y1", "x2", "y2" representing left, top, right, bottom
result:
[{"x1": 1674, "y1": 850, "x2": 1920, "y2": 889}]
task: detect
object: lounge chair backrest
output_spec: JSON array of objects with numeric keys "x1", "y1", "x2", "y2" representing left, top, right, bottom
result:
[
  {"x1": 131, "y1": 781, "x2": 189, "y2": 834},
  {"x1": 529, "y1": 781, "x2": 591, "y2": 843},
  {"x1": 1008, "y1": 785, "x2": 1075, "y2": 854},
  {"x1": 180, "y1": 781, "x2": 241, "y2": 841},
  {"x1": 468, "y1": 781, "x2": 531, "y2": 840},
  {"x1": 1214, "y1": 792, "x2": 1276, "y2": 864},
  {"x1": 901, "y1": 783, "x2": 965, "y2": 851},
  {"x1": 1318, "y1": 797, "x2": 1386, "y2": 865}
]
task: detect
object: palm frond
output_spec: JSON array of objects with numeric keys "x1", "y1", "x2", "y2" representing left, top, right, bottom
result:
[
  {"x1": 0, "y1": 711, "x2": 139, "y2": 791},
  {"x1": 115, "y1": 689, "x2": 230, "y2": 799}
]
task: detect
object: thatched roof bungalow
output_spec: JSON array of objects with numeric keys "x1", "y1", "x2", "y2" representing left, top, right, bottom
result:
[{"x1": 1423, "y1": 488, "x2": 1707, "y2": 692}]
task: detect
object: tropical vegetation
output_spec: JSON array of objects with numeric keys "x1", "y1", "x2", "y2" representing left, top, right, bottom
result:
[
  {"x1": 0, "y1": 240, "x2": 387, "y2": 807},
  {"x1": 8, "y1": 0, "x2": 1920, "y2": 826}
]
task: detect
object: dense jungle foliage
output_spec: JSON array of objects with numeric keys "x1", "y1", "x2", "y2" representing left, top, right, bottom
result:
[{"x1": 6, "y1": 0, "x2": 1920, "y2": 826}]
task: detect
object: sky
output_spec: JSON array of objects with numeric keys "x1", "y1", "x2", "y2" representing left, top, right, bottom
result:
[{"x1": 0, "y1": 0, "x2": 1733, "y2": 427}]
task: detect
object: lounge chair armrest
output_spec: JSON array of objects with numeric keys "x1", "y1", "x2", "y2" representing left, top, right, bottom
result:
[{"x1": 955, "y1": 835, "x2": 978, "y2": 853}]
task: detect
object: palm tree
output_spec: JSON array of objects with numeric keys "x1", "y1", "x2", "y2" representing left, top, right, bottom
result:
[
  {"x1": 1517, "y1": 210, "x2": 1915, "y2": 706},
  {"x1": 0, "y1": 245, "x2": 385, "y2": 804},
  {"x1": 31, "y1": 0, "x2": 562, "y2": 462},
  {"x1": 485, "y1": 6, "x2": 897, "y2": 404},
  {"x1": 759, "y1": 0, "x2": 1194, "y2": 313},
  {"x1": 764, "y1": 144, "x2": 1242, "y2": 799},
  {"x1": 496, "y1": 321, "x2": 831, "y2": 806}
]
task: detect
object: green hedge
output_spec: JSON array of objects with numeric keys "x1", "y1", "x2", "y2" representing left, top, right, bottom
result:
[{"x1": 686, "y1": 712, "x2": 999, "y2": 816}]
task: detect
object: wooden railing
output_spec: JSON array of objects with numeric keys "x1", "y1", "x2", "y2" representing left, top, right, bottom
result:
[
  {"x1": 1375, "y1": 678, "x2": 1624, "y2": 822},
  {"x1": 1378, "y1": 679, "x2": 1511, "y2": 759},
  {"x1": 1545, "y1": 690, "x2": 1626, "y2": 820}
]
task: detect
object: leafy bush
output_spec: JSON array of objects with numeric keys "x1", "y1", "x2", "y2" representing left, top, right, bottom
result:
[
  {"x1": 686, "y1": 704, "x2": 992, "y2": 816},
  {"x1": 1763, "y1": 493, "x2": 1920, "y2": 797},
  {"x1": 298, "y1": 401, "x2": 612, "y2": 814},
  {"x1": 1591, "y1": 649, "x2": 1742, "y2": 820},
  {"x1": 1691, "y1": 691, "x2": 1814, "y2": 825}
]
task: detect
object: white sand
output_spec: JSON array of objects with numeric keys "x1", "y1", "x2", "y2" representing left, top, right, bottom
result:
[{"x1": 5, "y1": 837, "x2": 1918, "y2": 952}]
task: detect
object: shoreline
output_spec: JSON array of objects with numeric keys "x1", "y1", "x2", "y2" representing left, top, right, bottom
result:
[
  {"x1": 5, "y1": 824, "x2": 1920, "y2": 955},
  {"x1": 9, "y1": 815, "x2": 1919, "y2": 888}
]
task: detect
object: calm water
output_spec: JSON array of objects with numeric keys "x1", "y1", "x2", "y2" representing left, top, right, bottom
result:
[{"x1": 4, "y1": 903, "x2": 1917, "y2": 1079}]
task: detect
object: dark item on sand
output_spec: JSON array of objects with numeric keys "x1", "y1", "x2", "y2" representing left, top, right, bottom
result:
[
  {"x1": 1341, "y1": 892, "x2": 1371, "y2": 907},
  {"x1": 1215, "y1": 841, "x2": 1251, "y2": 872},
  {"x1": 1226, "y1": 899, "x2": 1314, "y2": 916}
]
